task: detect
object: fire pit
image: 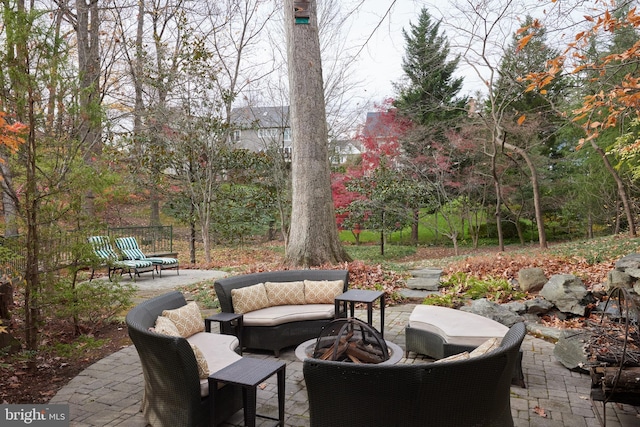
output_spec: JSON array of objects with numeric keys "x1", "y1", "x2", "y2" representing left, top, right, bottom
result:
[{"x1": 295, "y1": 318, "x2": 403, "y2": 365}]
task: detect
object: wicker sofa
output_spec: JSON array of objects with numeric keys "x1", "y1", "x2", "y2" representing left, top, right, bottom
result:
[
  {"x1": 303, "y1": 322, "x2": 526, "y2": 427},
  {"x1": 126, "y1": 291, "x2": 243, "y2": 427},
  {"x1": 214, "y1": 269, "x2": 349, "y2": 356}
]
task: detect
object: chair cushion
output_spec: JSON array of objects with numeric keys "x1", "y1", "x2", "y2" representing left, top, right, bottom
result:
[
  {"x1": 89, "y1": 236, "x2": 120, "y2": 261},
  {"x1": 187, "y1": 332, "x2": 241, "y2": 397},
  {"x1": 231, "y1": 283, "x2": 270, "y2": 314},
  {"x1": 122, "y1": 259, "x2": 154, "y2": 268},
  {"x1": 242, "y1": 304, "x2": 334, "y2": 327},
  {"x1": 409, "y1": 305, "x2": 509, "y2": 347},
  {"x1": 115, "y1": 237, "x2": 147, "y2": 260},
  {"x1": 265, "y1": 281, "x2": 305, "y2": 306},
  {"x1": 304, "y1": 280, "x2": 344, "y2": 304},
  {"x1": 162, "y1": 302, "x2": 205, "y2": 338},
  {"x1": 146, "y1": 257, "x2": 178, "y2": 265}
]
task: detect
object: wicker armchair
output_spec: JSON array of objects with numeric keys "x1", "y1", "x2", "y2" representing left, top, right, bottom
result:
[
  {"x1": 303, "y1": 322, "x2": 526, "y2": 427},
  {"x1": 126, "y1": 291, "x2": 242, "y2": 427}
]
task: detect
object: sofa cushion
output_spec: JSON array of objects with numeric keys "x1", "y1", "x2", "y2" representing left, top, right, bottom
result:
[
  {"x1": 190, "y1": 343, "x2": 209, "y2": 379},
  {"x1": 153, "y1": 315, "x2": 181, "y2": 337},
  {"x1": 162, "y1": 302, "x2": 205, "y2": 338},
  {"x1": 187, "y1": 332, "x2": 241, "y2": 397},
  {"x1": 409, "y1": 305, "x2": 508, "y2": 347},
  {"x1": 304, "y1": 280, "x2": 344, "y2": 304},
  {"x1": 265, "y1": 281, "x2": 305, "y2": 306},
  {"x1": 242, "y1": 304, "x2": 335, "y2": 327},
  {"x1": 231, "y1": 283, "x2": 270, "y2": 314}
]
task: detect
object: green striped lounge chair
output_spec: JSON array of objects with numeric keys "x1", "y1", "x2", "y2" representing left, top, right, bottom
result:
[
  {"x1": 115, "y1": 236, "x2": 179, "y2": 277},
  {"x1": 88, "y1": 236, "x2": 155, "y2": 281}
]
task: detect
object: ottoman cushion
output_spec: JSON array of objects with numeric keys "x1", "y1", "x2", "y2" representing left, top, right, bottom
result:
[{"x1": 409, "y1": 305, "x2": 509, "y2": 347}]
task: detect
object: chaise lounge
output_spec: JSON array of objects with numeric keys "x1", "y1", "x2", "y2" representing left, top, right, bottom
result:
[
  {"x1": 115, "y1": 236, "x2": 179, "y2": 277},
  {"x1": 88, "y1": 235, "x2": 155, "y2": 281}
]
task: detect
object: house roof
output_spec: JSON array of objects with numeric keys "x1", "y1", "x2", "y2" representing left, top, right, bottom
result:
[
  {"x1": 230, "y1": 106, "x2": 290, "y2": 128},
  {"x1": 333, "y1": 139, "x2": 362, "y2": 152},
  {"x1": 361, "y1": 111, "x2": 397, "y2": 139}
]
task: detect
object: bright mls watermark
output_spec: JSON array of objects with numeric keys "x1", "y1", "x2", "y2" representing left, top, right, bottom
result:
[{"x1": 1, "y1": 405, "x2": 69, "y2": 426}]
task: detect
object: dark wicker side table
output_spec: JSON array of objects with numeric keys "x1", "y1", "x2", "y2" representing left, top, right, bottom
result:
[
  {"x1": 208, "y1": 357, "x2": 286, "y2": 427},
  {"x1": 334, "y1": 289, "x2": 385, "y2": 338},
  {"x1": 205, "y1": 312, "x2": 243, "y2": 355}
]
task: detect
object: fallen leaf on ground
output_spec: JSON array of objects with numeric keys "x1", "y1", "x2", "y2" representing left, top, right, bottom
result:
[{"x1": 533, "y1": 406, "x2": 547, "y2": 418}]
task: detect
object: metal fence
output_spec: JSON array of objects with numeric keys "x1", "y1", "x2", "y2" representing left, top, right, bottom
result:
[
  {"x1": 0, "y1": 225, "x2": 174, "y2": 279},
  {"x1": 107, "y1": 225, "x2": 174, "y2": 255}
]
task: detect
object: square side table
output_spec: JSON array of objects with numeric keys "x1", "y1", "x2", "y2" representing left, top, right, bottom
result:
[
  {"x1": 205, "y1": 312, "x2": 243, "y2": 355},
  {"x1": 334, "y1": 289, "x2": 385, "y2": 338},
  {"x1": 209, "y1": 358, "x2": 286, "y2": 427}
]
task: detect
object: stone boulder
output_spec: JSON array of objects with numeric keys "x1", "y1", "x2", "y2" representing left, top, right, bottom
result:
[
  {"x1": 539, "y1": 274, "x2": 594, "y2": 316},
  {"x1": 524, "y1": 297, "x2": 554, "y2": 315},
  {"x1": 460, "y1": 298, "x2": 523, "y2": 327},
  {"x1": 553, "y1": 330, "x2": 590, "y2": 372},
  {"x1": 607, "y1": 269, "x2": 633, "y2": 291},
  {"x1": 518, "y1": 267, "x2": 547, "y2": 293},
  {"x1": 614, "y1": 253, "x2": 640, "y2": 270}
]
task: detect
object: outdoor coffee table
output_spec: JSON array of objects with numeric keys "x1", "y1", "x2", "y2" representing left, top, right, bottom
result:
[
  {"x1": 208, "y1": 357, "x2": 286, "y2": 427},
  {"x1": 334, "y1": 289, "x2": 385, "y2": 338}
]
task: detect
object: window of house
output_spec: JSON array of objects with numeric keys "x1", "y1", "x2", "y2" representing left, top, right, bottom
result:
[
  {"x1": 284, "y1": 128, "x2": 291, "y2": 141},
  {"x1": 230, "y1": 129, "x2": 241, "y2": 143},
  {"x1": 258, "y1": 128, "x2": 279, "y2": 139}
]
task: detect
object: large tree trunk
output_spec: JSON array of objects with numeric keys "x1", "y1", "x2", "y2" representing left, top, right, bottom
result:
[
  {"x1": 76, "y1": 0, "x2": 101, "y2": 216},
  {"x1": 284, "y1": 0, "x2": 350, "y2": 267}
]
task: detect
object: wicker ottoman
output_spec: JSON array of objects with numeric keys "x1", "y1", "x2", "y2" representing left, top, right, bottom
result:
[{"x1": 405, "y1": 305, "x2": 525, "y2": 387}]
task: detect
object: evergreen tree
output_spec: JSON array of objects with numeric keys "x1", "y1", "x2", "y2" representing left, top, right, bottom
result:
[{"x1": 393, "y1": 8, "x2": 467, "y2": 129}]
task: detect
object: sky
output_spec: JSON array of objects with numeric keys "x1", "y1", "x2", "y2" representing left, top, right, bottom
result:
[
  {"x1": 343, "y1": 0, "x2": 587, "y2": 104},
  {"x1": 347, "y1": 0, "x2": 474, "y2": 103}
]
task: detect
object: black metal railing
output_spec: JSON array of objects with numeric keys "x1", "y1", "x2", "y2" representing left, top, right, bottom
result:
[
  {"x1": 0, "y1": 225, "x2": 174, "y2": 279},
  {"x1": 107, "y1": 225, "x2": 174, "y2": 255}
]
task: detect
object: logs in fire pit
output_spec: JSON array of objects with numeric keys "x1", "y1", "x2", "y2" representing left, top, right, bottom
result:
[{"x1": 312, "y1": 318, "x2": 390, "y2": 364}]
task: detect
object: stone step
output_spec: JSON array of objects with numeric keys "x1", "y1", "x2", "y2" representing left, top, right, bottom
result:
[
  {"x1": 399, "y1": 288, "x2": 441, "y2": 300},
  {"x1": 411, "y1": 267, "x2": 443, "y2": 279},
  {"x1": 406, "y1": 277, "x2": 440, "y2": 291}
]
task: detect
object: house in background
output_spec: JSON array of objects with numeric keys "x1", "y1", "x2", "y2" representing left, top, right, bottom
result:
[
  {"x1": 229, "y1": 105, "x2": 361, "y2": 165},
  {"x1": 229, "y1": 106, "x2": 292, "y2": 160},
  {"x1": 331, "y1": 139, "x2": 362, "y2": 165}
]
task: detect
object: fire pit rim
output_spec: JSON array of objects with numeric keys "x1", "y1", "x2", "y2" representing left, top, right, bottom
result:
[{"x1": 295, "y1": 337, "x2": 404, "y2": 365}]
